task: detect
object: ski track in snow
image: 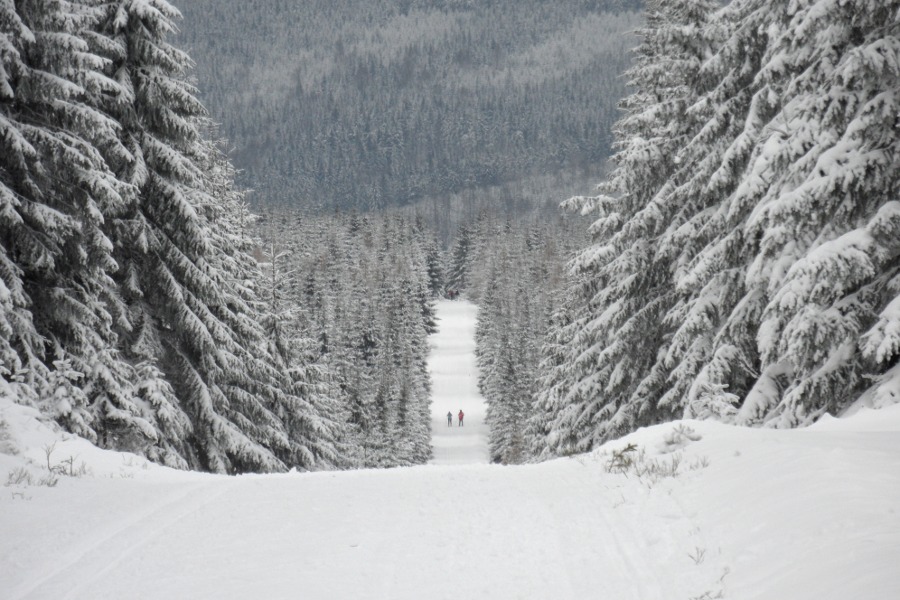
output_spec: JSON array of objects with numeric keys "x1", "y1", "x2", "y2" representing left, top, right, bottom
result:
[
  {"x1": 1, "y1": 299, "x2": 899, "y2": 599},
  {"x1": 428, "y1": 300, "x2": 489, "y2": 465},
  {"x1": 10, "y1": 480, "x2": 229, "y2": 599}
]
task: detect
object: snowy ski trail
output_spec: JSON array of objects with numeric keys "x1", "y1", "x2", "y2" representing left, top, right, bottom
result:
[
  {"x1": 9, "y1": 479, "x2": 228, "y2": 599},
  {"x1": 428, "y1": 300, "x2": 490, "y2": 465},
  {"x1": 3, "y1": 460, "x2": 717, "y2": 600}
]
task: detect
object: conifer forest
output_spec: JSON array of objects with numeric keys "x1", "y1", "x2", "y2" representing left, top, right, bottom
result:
[{"x1": 1, "y1": 0, "x2": 898, "y2": 474}]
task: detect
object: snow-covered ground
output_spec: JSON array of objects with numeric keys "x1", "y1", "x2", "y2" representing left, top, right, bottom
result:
[{"x1": 1, "y1": 300, "x2": 899, "y2": 599}]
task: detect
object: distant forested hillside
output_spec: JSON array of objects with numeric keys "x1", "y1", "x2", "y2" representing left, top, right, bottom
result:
[{"x1": 177, "y1": 0, "x2": 642, "y2": 213}]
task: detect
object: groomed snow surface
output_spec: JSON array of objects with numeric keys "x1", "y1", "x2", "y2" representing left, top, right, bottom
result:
[
  {"x1": 428, "y1": 300, "x2": 489, "y2": 465},
  {"x1": 1, "y1": 300, "x2": 899, "y2": 599}
]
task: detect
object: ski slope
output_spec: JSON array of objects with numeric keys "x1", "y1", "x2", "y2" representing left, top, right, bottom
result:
[
  {"x1": 428, "y1": 300, "x2": 489, "y2": 465},
  {"x1": 1, "y1": 300, "x2": 899, "y2": 599}
]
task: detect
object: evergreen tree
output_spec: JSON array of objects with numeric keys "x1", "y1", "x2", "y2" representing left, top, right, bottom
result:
[
  {"x1": 255, "y1": 230, "x2": 348, "y2": 470},
  {"x1": 526, "y1": 285, "x2": 583, "y2": 458},
  {"x1": 74, "y1": 0, "x2": 353, "y2": 472},
  {"x1": 531, "y1": 0, "x2": 720, "y2": 452},
  {"x1": 646, "y1": 0, "x2": 774, "y2": 425},
  {"x1": 733, "y1": 0, "x2": 900, "y2": 425},
  {"x1": 446, "y1": 223, "x2": 472, "y2": 293},
  {"x1": 2, "y1": 0, "x2": 416, "y2": 473},
  {"x1": 0, "y1": 0, "x2": 142, "y2": 445}
]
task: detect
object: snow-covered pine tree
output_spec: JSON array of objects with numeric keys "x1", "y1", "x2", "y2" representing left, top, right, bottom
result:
[
  {"x1": 371, "y1": 217, "x2": 433, "y2": 464},
  {"x1": 382, "y1": 276, "x2": 432, "y2": 465},
  {"x1": 209, "y1": 144, "x2": 351, "y2": 470},
  {"x1": 735, "y1": 0, "x2": 900, "y2": 425},
  {"x1": 655, "y1": 0, "x2": 900, "y2": 426},
  {"x1": 446, "y1": 222, "x2": 472, "y2": 294},
  {"x1": 411, "y1": 218, "x2": 440, "y2": 334},
  {"x1": 0, "y1": 0, "x2": 45, "y2": 393},
  {"x1": 423, "y1": 235, "x2": 445, "y2": 299},
  {"x1": 475, "y1": 270, "x2": 501, "y2": 396},
  {"x1": 260, "y1": 240, "x2": 295, "y2": 365},
  {"x1": 532, "y1": 0, "x2": 720, "y2": 453},
  {"x1": 650, "y1": 0, "x2": 775, "y2": 423},
  {"x1": 0, "y1": 0, "x2": 145, "y2": 443},
  {"x1": 84, "y1": 0, "x2": 293, "y2": 472},
  {"x1": 480, "y1": 280, "x2": 534, "y2": 465},
  {"x1": 526, "y1": 283, "x2": 584, "y2": 458},
  {"x1": 341, "y1": 283, "x2": 383, "y2": 465}
]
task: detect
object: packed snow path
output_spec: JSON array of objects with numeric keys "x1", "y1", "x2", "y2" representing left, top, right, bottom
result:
[
  {"x1": 428, "y1": 299, "x2": 490, "y2": 465},
  {"x1": 2, "y1": 403, "x2": 899, "y2": 599}
]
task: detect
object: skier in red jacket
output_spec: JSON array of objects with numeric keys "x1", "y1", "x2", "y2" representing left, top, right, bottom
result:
[{"x1": 458, "y1": 409, "x2": 464, "y2": 427}]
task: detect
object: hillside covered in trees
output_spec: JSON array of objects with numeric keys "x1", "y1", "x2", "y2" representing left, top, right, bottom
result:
[
  {"x1": 177, "y1": 0, "x2": 641, "y2": 214},
  {"x1": 253, "y1": 210, "x2": 441, "y2": 468},
  {"x1": 3, "y1": 0, "x2": 898, "y2": 478},
  {"x1": 0, "y1": 0, "x2": 439, "y2": 473}
]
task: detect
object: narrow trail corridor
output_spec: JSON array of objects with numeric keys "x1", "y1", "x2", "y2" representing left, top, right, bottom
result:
[
  {"x1": 427, "y1": 300, "x2": 490, "y2": 465},
  {"x1": 6, "y1": 298, "x2": 664, "y2": 600},
  {"x1": 4, "y1": 302, "x2": 897, "y2": 599}
]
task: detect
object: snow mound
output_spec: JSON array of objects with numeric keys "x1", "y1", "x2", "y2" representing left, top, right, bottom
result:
[{"x1": 0, "y1": 396, "x2": 175, "y2": 486}]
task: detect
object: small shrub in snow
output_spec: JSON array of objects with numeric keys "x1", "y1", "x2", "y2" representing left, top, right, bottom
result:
[
  {"x1": 605, "y1": 443, "x2": 639, "y2": 474},
  {"x1": 635, "y1": 453, "x2": 683, "y2": 483},
  {"x1": 4, "y1": 467, "x2": 57, "y2": 488},
  {"x1": 659, "y1": 424, "x2": 702, "y2": 453},
  {"x1": 603, "y1": 443, "x2": 710, "y2": 485},
  {"x1": 686, "y1": 383, "x2": 739, "y2": 421},
  {"x1": 55, "y1": 456, "x2": 89, "y2": 478},
  {"x1": 560, "y1": 446, "x2": 581, "y2": 458},
  {"x1": 37, "y1": 472, "x2": 59, "y2": 487},
  {"x1": 42, "y1": 442, "x2": 90, "y2": 478},
  {"x1": 5, "y1": 467, "x2": 32, "y2": 486},
  {"x1": 43, "y1": 442, "x2": 56, "y2": 471},
  {"x1": 689, "y1": 455, "x2": 711, "y2": 471},
  {"x1": 0, "y1": 418, "x2": 17, "y2": 455},
  {"x1": 121, "y1": 454, "x2": 149, "y2": 470}
]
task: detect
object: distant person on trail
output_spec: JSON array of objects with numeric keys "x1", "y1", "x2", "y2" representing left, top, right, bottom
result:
[
  {"x1": 458, "y1": 409, "x2": 464, "y2": 427},
  {"x1": 447, "y1": 411, "x2": 453, "y2": 427}
]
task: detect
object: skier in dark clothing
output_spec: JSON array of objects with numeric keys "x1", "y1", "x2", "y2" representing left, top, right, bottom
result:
[
  {"x1": 447, "y1": 411, "x2": 453, "y2": 427},
  {"x1": 458, "y1": 409, "x2": 464, "y2": 426}
]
